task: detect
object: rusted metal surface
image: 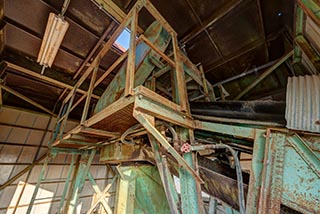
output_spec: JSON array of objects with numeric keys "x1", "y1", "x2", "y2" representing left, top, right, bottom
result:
[
  {"x1": 286, "y1": 75, "x2": 320, "y2": 133},
  {"x1": 199, "y1": 166, "x2": 248, "y2": 211},
  {"x1": 100, "y1": 142, "x2": 152, "y2": 163},
  {"x1": 280, "y1": 135, "x2": 320, "y2": 213}
]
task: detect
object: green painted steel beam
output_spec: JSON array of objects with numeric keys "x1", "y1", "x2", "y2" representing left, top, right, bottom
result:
[
  {"x1": 195, "y1": 121, "x2": 262, "y2": 140},
  {"x1": 287, "y1": 134, "x2": 320, "y2": 178},
  {"x1": 298, "y1": 0, "x2": 320, "y2": 26},
  {"x1": 58, "y1": 154, "x2": 76, "y2": 213},
  {"x1": 66, "y1": 150, "x2": 96, "y2": 214}
]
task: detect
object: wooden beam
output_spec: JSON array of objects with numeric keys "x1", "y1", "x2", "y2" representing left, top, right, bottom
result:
[
  {"x1": 5, "y1": 62, "x2": 100, "y2": 99},
  {"x1": 0, "y1": 84, "x2": 56, "y2": 116}
]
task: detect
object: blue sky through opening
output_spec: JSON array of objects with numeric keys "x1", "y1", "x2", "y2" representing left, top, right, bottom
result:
[{"x1": 115, "y1": 29, "x2": 130, "y2": 50}]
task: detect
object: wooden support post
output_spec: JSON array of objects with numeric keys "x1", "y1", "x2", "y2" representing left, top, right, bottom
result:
[{"x1": 125, "y1": 8, "x2": 138, "y2": 96}]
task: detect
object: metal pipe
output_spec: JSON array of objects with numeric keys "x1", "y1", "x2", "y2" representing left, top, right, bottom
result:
[
  {"x1": 121, "y1": 123, "x2": 143, "y2": 145},
  {"x1": 213, "y1": 60, "x2": 277, "y2": 87},
  {"x1": 234, "y1": 50, "x2": 294, "y2": 100},
  {"x1": 191, "y1": 142, "x2": 246, "y2": 214}
]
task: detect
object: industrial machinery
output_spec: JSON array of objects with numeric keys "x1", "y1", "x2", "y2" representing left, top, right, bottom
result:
[{"x1": 24, "y1": 1, "x2": 319, "y2": 213}]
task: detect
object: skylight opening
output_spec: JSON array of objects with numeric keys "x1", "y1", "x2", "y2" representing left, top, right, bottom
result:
[{"x1": 114, "y1": 29, "x2": 131, "y2": 52}]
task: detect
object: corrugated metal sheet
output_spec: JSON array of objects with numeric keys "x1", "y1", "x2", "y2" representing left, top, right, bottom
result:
[{"x1": 286, "y1": 75, "x2": 320, "y2": 133}]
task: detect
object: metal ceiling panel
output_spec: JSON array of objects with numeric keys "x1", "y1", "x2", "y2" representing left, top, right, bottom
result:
[
  {"x1": 186, "y1": 31, "x2": 222, "y2": 68},
  {"x1": 43, "y1": 0, "x2": 114, "y2": 36},
  {"x1": 4, "y1": 23, "x2": 83, "y2": 73},
  {"x1": 206, "y1": 0, "x2": 264, "y2": 58}
]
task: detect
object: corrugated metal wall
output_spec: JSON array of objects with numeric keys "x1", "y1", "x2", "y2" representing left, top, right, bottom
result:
[
  {"x1": 286, "y1": 75, "x2": 320, "y2": 133},
  {"x1": 0, "y1": 106, "x2": 116, "y2": 213}
]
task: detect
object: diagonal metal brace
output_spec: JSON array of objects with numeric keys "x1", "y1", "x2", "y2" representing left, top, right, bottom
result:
[
  {"x1": 134, "y1": 111, "x2": 204, "y2": 183},
  {"x1": 287, "y1": 134, "x2": 320, "y2": 178}
]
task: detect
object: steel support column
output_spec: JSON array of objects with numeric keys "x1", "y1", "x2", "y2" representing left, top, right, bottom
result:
[{"x1": 65, "y1": 150, "x2": 96, "y2": 214}]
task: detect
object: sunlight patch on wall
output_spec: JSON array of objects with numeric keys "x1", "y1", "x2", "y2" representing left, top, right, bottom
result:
[{"x1": 6, "y1": 181, "x2": 54, "y2": 214}]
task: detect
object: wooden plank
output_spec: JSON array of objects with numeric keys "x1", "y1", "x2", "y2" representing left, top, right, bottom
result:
[
  {"x1": 85, "y1": 96, "x2": 135, "y2": 127},
  {"x1": 80, "y1": 127, "x2": 120, "y2": 138}
]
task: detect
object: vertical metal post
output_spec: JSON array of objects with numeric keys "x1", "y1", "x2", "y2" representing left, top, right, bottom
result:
[
  {"x1": 81, "y1": 62, "x2": 99, "y2": 124},
  {"x1": 66, "y1": 150, "x2": 96, "y2": 214},
  {"x1": 170, "y1": 31, "x2": 202, "y2": 214},
  {"x1": 172, "y1": 34, "x2": 188, "y2": 112},
  {"x1": 178, "y1": 128, "x2": 201, "y2": 214},
  {"x1": 246, "y1": 130, "x2": 266, "y2": 214},
  {"x1": 26, "y1": 153, "x2": 54, "y2": 214},
  {"x1": 208, "y1": 196, "x2": 217, "y2": 214},
  {"x1": 268, "y1": 133, "x2": 286, "y2": 213},
  {"x1": 58, "y1": 153, "x2": 76, "y2": 213}
]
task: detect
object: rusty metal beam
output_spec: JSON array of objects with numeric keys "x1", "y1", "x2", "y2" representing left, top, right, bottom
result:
[{"x1": 234, "y1": 50, "x2": 294, "y2": 100}]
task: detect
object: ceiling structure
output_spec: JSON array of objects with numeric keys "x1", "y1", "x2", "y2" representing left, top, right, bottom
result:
[{"x1": 0, "y1": 0, "x2": 301, "y2": 117}]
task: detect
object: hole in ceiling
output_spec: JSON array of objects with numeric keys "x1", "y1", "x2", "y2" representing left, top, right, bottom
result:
[{"x1": 114, "y1": 29, "x2": 131, "y2": 51}]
